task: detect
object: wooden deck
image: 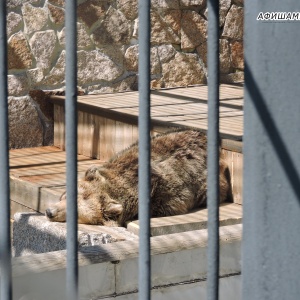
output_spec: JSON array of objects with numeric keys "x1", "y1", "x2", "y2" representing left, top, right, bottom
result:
[
  {"x1": 10, "y1": 146, "x2": 99, "y2": 216},
  {"x1": 50, "y1": 84, "x2": 244, "y2": 141}
]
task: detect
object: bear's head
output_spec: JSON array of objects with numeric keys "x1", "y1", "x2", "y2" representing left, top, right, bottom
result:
[{"x1": 45, "y1": 165, "x2": 123, "y2": 226}]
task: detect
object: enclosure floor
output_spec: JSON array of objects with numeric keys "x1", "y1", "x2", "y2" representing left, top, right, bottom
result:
[
  {"x1": 10, "y1": 84, "x2": 244, "y2": 233},
  {"x1": 9, "y1": 146, "x2": 242, "y2": 235}
]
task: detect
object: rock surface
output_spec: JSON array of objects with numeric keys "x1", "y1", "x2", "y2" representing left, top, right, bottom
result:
[
  {"x1": 8, "y1": 74, "x2": 30, "y2": 96},
  {"x1": 92, "y1": 7, "x2": 132, "y2": 45},
  {"x1": 8, "y1": 32, "x2": 32, "y2": 70},
  {"x1": 222, "y1": 5, "x2": 244, "y2": 40},
  {"x1": 8, "y1": 96, "x2": 44, "y2": 148},
  {"x1": 22, "y1": 4, "x2": 48, "y2": 34},
  {"x1": 230, "y1": 41, "x2": 244, "y2": 69},
  {"x1": 13, "y1": 213, "x2": 138, "y2": 257},
  {"x1": 6, "y1": 0, "x2": 244, "y2": 148},
  {"x1": 161, "y1": 52, "x2": 206, "y2": 87},
  {"x1": 48, "y1": 3, "x2": 65, "y2": 25},
  {"x1": 7, "y1": 12, "x2": 23, "y2": 37},
  {"x1": 29, "y1": 30, "x2": 57, "y2": 70},
  {"x1": 181, "y1": 10, "x2": 207, "y2": 51}
]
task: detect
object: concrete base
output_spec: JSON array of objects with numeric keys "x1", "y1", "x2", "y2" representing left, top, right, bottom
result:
[
  {"x1": 13, "y1": 213, "x2": 137, "y2": 257},
  {"x1": 10, "y1": 224, "x2": 242, "y2": 300}
]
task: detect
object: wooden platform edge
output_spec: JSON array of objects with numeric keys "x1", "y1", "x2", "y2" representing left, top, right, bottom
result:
[{"x1": 49, "y1": 95, "x2": 243, "y2": 151}]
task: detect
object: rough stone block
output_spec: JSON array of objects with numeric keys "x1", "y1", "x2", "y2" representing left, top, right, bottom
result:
[
  {"x1": 8, "y1": 96, "x2": 44, "y2": 148},
  {"x1": 7, "y1": 12, "x2": 23, "y2": 37},
  {"x1": 8, "y1": 32, "x2": 33, "y2": 70},
  {"x1": 222, "y1": 5, "x2": 244, "y2": 40},
  {"x1": 13, "y1": 212, "x2": 137, "y2": 257}
]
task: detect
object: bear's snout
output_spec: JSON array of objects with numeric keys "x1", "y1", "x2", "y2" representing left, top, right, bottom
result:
[
  {"x1": 45, "y1": 208, "x2": 55, "y2": 219},
  {"x1": 45, "y1": 202, "x2": 67, "y2": 222}
]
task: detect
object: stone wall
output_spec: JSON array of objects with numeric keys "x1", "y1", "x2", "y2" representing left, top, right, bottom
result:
[{"x1": 7, "y1": 0, "x2": 244, "y2": 148}]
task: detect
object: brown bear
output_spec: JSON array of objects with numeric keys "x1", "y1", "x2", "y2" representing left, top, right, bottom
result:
[{"x1": 45, "y1": 130, "x2": 232, "y2": 226}]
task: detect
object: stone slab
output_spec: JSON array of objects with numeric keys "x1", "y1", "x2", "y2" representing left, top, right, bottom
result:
[{"x1": 13, "y1": 212, "x2": 137, "y2": 257}]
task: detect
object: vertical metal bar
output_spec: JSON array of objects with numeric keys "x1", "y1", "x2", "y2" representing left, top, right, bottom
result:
[
  {"x1": 138, "y1": 0, "x2": 151, "y2": 299},
  {"x1": 207, "y1": 0, "x2": 220, "y2": 300},
  {"x1": 0, "y1": 1, "x2": 12, "y2": 299},
  {"x1": 65, "y1": 0, "x2": 78, "y2": 299},
  {"x1": 243, "y1": 1, "x2": 300, "y2": 299}
]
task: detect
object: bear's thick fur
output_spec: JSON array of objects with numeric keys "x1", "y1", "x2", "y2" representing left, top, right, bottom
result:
[{"x1": 45, "y1": 130, "x2": 232, "y2": 226}]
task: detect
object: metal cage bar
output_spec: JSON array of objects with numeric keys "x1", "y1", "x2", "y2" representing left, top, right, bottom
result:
[
  {"x1": 0, "y1": 0, "x2": 12, "y2": 299},
  {"x1": 243, "y1": 1, "x2": 300, "y2": 299},
  {"x1": 138, "y1": 0, "x2": 151, "y2": 299},
  {"x1": 65, "y1": 0, "x2": 78, "y2": 299},
  {"x1": 207, "y1": 0, "x2": 220, "y2": 299}
]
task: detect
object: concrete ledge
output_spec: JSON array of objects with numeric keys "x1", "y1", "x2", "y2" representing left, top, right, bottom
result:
[
  {"x1": 10, "y1": 224, "x2": 242, "y2": 300},
  {"x1": 13, "y1": 202, "x2": 242, "y2": 257},
  {"x1": 13, "y1": 203, "x2": 242, "y2": 257},
  {"x1": 13, "y1": 213, "x2": 137, "y2": 257},
  {"x1": 127, "y1": 203, "x2": 242, "y2": 236}
]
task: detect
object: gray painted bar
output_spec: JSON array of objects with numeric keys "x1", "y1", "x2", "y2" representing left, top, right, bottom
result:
[
  {"x1": 207, "y1": 0, "x2": 220, "y2": 300},
  {"x1": 65, "y1": 0, "x2": 78, "y2": 299},
  {"x1": 243, "y1": 1, "x2": 300, "y2": 299},
  {"x1": 138, "y1": 0, "x2": 151, "y2": 300},
  {"x1": 0, "y1": 0, "x2": 12, "y2": 299}
]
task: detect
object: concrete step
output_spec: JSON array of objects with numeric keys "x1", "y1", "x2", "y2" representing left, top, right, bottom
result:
[{"x1": 127, "y1": 203, "x2": 242, "y2": 236}]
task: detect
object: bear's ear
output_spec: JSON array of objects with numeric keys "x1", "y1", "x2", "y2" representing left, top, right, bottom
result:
[
  {"x1": 85, "y1": 165, "x2": 106, "y2": 182},
  {"x1": 104, "y1": 201, "x2": 123, "y2": 218}
]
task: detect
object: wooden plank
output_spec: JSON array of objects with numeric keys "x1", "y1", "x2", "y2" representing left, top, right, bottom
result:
[
  {"x1": 232, "y1": 152, "x2": 243, "y2": 205},
  {"x1": 10, "y1": 150, "x2": 94, "y2": 170},
  {"x1": 221, "y1": 149, "x2": 243, "y2": 205},
  {"x1": 9, "y1": 146, "x2": 61, "y2": 159},
  {"x1": 90, "y1": 114, "x2": 101, "y2": 159},
  {"x1": 82, "y1": 112, "x2": 91, "y2": 156},
  {"x1": 99, "y1": 116, "x2": 107, "y2": 161},
  {"x1": 53, "y1": 104, "x2": 65, "y2": 150},
  {"x1": 10, "y1": 160, "x2": 96, "y2": 178},
  {"x1": 123, "y1": 123, "x2": 135, "y2": 148},
  {"x1": 131, "y1": 124, "x2": 139, "y2": 144},
  {"x1": 51, "y1": 84, "x2": 244, "y2": 162},
  {"x1": 77, "y1": 110, "x2": 84, "y2": 155},
  {"x1": 105, "y1": 118, "x2": 116, "y2": 160},
  {"x1": 115, "y1": 121, "x2": 126, "y2": 154},
  {"x1": 93, "y1": 115, "x2": 102, "y2": 160},
  {"x1": 98, "y1": 117, "x2": 117, "y2": 161}
]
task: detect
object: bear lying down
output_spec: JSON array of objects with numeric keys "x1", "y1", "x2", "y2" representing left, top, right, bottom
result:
[{"x1": 45, "y1": 130, "x2": 232, "y2": 226}]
